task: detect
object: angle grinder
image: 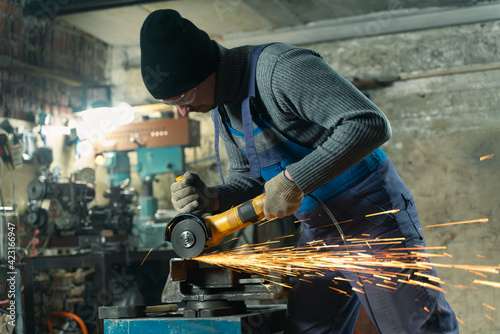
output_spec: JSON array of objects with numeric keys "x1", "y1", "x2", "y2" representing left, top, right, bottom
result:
[{"x1": 165, "y1": 190, "x2": 266, "y2": 258}]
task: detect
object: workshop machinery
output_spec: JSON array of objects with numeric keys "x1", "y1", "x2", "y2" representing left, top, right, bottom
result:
[
  {"x1": 23, "y1": 248, "x2": 177, "y2": 334},
  {"x1": 0, "y1": 119, "x2": 24, "y2": 170},
  {"x1": 20, "y1": 116, "x2": 200, "y2": 332},
  {"x1": 23, "y1": 114, "x2": 263, "y2": 253},
  {"x1": 93, "y1": 117, "x2": 200, "y2": 248},
  {"x1": 25, "y1": 161, "x2": 100, "y2": 237},
  {"x1": 23, "y1": 146, "x2": 137, "y2": 249}
]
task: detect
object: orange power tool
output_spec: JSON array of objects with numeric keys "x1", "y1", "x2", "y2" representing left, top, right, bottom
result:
[{"x1": 164, "y1": 190, "x2": 266, "y2": 258}]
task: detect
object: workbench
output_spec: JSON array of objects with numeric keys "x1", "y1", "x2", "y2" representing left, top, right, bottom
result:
[{"x1": 102, "y1": 305, "x2": 287, "y2": 334}]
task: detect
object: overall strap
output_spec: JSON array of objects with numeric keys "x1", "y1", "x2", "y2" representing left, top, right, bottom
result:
[
  {"x1": 213, "y1": 43, "x2": 273, "y2": 182},
  {"x1": 213, "y1": 105, "x2": 225, "y2": 183},
  {"x1": 242, "y1": 44, "x2": 271, "y2": 178}
]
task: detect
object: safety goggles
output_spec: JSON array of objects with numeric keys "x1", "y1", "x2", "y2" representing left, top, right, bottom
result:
[{"x1": 160, "y1": 88, "x2": 197, "y2": 106}]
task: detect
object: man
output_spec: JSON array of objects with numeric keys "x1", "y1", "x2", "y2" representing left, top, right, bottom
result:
[{"x1": 140, "y1": 9, "x2": 459, "y2": 334}]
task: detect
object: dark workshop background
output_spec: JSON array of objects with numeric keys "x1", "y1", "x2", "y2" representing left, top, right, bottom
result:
[{"x1": 1, "y1": 0, "x2": 499, "y2": 333}]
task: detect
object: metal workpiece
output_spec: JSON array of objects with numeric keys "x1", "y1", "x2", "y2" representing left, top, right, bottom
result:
[
  {"x1": 99, "y1": 305, "x2": 147, "y2": 319},
  {"x1": 162, "y1": 258, "x2": 292, "y2": 318},
  {"x1": 99, "y1": 304, "x2": 179, "y2": 319}
]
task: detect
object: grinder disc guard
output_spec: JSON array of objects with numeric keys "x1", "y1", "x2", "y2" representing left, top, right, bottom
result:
[{"x1": 169, "y1": 218, "x2": 207, "y2": 258}]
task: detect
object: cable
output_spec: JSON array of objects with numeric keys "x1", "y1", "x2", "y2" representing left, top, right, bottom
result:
[
  {"x1": 0, "y1": 158, "x2": 5, "y2": 209},
  {"x1": 0, "y1": 155, "x2": 5, "y2": 183},
  {"x1": 33, "y1": 236, "x2": 51, "y2": 257},
  {"x1": 9, "y1": 168, "x2": 16, "y2": 212},
  {"x1": 308, "y1": 194, "x2": 382, "y2": 334},
  {"x1": 0, "y1": 174, "x2": 6, "y2": 257},
  {"x1": 46, "y1": 312, "x2": 88, "y2": 334}
]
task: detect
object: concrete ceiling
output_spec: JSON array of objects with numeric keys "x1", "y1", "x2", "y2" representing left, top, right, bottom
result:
[{"x1": 50, "y1": 0, "x2": 500, "y2": 48}]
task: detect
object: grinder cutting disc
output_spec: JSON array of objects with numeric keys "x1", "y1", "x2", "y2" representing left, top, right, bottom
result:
[{"x1": 170, "y1": 219, "x2": 207, "y2": 258}]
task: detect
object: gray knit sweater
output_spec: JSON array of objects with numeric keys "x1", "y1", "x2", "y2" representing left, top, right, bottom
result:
[{"x1": 211, "y1": 43, "x2": 391, "y2": 212}]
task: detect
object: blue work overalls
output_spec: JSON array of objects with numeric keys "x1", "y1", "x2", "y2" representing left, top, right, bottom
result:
[{"x1": 214, "y1": 44, "x2": 459, "y2": 334}]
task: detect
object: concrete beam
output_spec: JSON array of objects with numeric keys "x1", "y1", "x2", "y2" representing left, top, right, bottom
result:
[
  {"x1": 219, "y1": 4, "x2": 500, "y2": 47},
  {"x1": 125, "y1": 4, "x2": 500, "y2": 67}
]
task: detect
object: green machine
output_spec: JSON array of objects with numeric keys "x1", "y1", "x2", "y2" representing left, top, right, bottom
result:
[{"x1": 94, "y1": 117, "x2": 200, "y2": 248}]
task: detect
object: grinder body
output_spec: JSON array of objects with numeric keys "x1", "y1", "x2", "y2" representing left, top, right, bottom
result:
[
  {"x1": 204, "y1": 193, "x2": 266, "y2": 248},
  {"x1": 165, "y1": 194, "x2": 266, "y2": 258}
]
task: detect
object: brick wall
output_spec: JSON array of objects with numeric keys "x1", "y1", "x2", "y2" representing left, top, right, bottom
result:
[{"x1": 0, "y1": 0, "x2": 109, "y2": 124}]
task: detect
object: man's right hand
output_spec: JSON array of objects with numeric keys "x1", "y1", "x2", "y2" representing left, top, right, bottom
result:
[{"x1": 170, "y1": 172, "x2": 217, "y2": 215}]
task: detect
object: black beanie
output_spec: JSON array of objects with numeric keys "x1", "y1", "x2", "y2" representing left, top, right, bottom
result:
[{"x1": 140, "y1": 10, "x2": 218, "y2": 99}]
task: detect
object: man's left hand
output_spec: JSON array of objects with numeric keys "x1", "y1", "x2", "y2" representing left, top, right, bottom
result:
[{"x1": 264, "y1": 171, "x2": 304, "y2": 219}]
